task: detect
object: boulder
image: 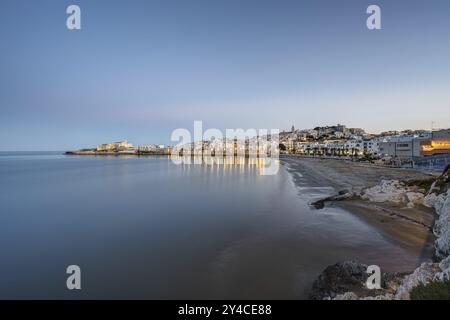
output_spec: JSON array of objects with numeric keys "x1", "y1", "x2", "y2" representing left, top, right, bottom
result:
[
  {"x1": 406, "y1": 192, "x2": 424, "y2": 208},
  {"x1": 309, "y1": 261, "x2": 402, "y2": 300},
  {"x1": 361, "y1": 180, "x2": 407, "y2": 203}
]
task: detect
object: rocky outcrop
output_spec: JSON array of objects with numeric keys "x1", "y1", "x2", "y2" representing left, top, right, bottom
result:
[
  {"x1": 333, "y1": 292, "x2": 395, "y2": 300},
  {"x1": 311, "y1": 260, "x2": 448, "y2": 300},
  {"x1": 434, "y1": 256, "x2": 450, "y2": 282},
  {"x1": 309, "y1": 261, "x2": 404, "y2": 300},
  {"x1": 429, "y1": 169, "x2": 450, "y2": 284},
  {"x1": 422, "y1": 169, "x2": 450, "y2": 260},
  {"x1": 423, "y1": 192, "x2": 446, "y2": 209},
  {"x1": 394, "y1": 262, "x2": 441, "y2": 300},
  {"x1": 311, "y1": 178, "x2": 432, "y2": 209},
  {"x1": 361, "y1": 180, "x2": 425, "y2": 208},
  {"x1": 405, "y1": 192, "x2": 425, "y2": 208},
  {"x1": 431, "y1": 189, "x2": 450, "y2": 260},
  {"x1": 422, "y1": 166, "x2": 450, "y2": 260}
]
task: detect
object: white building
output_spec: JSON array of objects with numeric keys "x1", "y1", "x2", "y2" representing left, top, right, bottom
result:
[
  {"x1": 138, "y1": 144, "x2": 158, "y2": 152},
  {"x1": 363, "y1": 139, "x2": 379, "y2": 155},
  {"x1": 96, "y1": 140, "x2": 134, "y2": 152}
]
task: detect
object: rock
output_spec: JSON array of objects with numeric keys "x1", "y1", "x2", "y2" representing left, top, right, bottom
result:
[
  {"x1": 332, "y1": 292, "x2": 359, "y2": 300},
  {"x1": 361, "y1": 180, "x2": 407, "y2": 203},
  {"x1": 434, "y1": 256, "x2": 450, "y2": 281},
  {"x1": 423, "y1": 192, "x2": 445, "y2": 208},
  {"x1": 433, "y1": 270, "x2": 450, "y2": 282},
  {"x1": 439, "y1": 255, "x2": 450, "y2": 271},
  {"x1": 361, "y1": 179, "x2": 429, "y2": 207},
  {"x1": 394, "y1": 262, "x2": 441, "y2": 300},
  {"x1": 332, "y1": 292, "x2": 395, "y2": 300},
  {"x1": 315, "y1": 261, "x2": 443, "y2": 300},
  {"x1": 435, "y1": 232, "x2": 450, "y2": 260},
  {"x1": 405, "y1": 192, "x2": 424, "y2": 208},
  {"x1": 309, "y1": 261, "x2": 402, "y2": 300},
  {"x1": 360, "y1": 293, "x2": 395, "y2": 300},
  {"x1": 310, "y1": 190, "x2": 354, "y2": 209},
  {"x1": 432, "y1": 190, "x2": 450, "y2": 260},
  {"x1": 429, "y1": 165, "x2": 450, "y2": 195},
  {"x1": 422, "y1": 189, "x2": 450, "y2": 260}
]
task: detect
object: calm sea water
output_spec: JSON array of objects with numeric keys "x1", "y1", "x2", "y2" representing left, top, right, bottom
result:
[{"x1": 0, "y1": 152, "x2": 423, "y2": 299}]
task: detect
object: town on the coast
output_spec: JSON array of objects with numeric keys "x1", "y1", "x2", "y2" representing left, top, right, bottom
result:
[{"x1": 67, "y1": 124, "x2": 450, "y2": 170}]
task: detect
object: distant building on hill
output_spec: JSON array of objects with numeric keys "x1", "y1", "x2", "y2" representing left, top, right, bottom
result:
[{"x1": 96, "y1": 140, "x2": 134, "y2": 152}]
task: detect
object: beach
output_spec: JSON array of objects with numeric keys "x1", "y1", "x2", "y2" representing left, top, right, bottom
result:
[{"x1": 281, "y1": 155, "x2": 437, "y2": 257}]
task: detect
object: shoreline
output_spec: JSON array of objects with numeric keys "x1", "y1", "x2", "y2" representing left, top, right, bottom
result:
[
  {"x1": 281, "y1": 156, "x2": 437, "y2": 258},
  {"x1": 282, "y1": 156, "x2": 450, "y2": 299},
  {"x1": 332, "y1": 200, "x2": 435, "y2": 257}
]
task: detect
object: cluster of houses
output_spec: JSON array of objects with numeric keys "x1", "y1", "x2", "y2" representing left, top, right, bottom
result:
[
  {"x1": 95, "y1": 141, "x2": 171, "y2": 155},
  {"x1": 174, "y1": 137, "x2": 279, "y2": 157},
  {"x1": 90, "y1": 125, "x2": 450, "y2": 167},
  {"x1": 279, "y1": 124, "x2": 450, "y2": 162},
  {"x1": 96, "y1": 140, "x2": 134, "y2": 152}
]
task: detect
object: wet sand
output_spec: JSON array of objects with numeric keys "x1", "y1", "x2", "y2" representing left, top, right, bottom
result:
[
  {"x1": 281, "y1": 155, "x2": 437, "y2": 258},
  {"x1": 335, "y1": 200, "x2": 435, "y2": 257},
  {"x1": 281, "y1": 156, "x2": 434, "y2": 193}
]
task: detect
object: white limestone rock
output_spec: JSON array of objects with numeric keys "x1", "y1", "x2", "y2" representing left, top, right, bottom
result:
[
  {"x1": 332, "y1": 292, "x2": 394, "y2": 300},
  {"x1": 406, "y1": 192, "x2": 424, "y2": 208},
  {"x1": 394, "y1": 262, "x2": 441, "y2": 300},
  {"x1": 433, "y1": 190, "x2": 450, "y2": 259},
  {"x1": 361, "y1": 180, "x2": 427, "y2": 207},
  {"x1": 439, "y1": 255, "x2": 450, "y2": 271},
  {"x1": 332, "y1": 292, "x2": 358, "y2": 300},
  {"x1": 360, "y1": 294, "x2": 394, "y2": 300},
  {"x1": 434, "y1": 256, "x2": 450, "y2": 281},
  {"x1": 362, "y1": 180, "x2": 407, "y2": 203},
  {"x1": 423, "y1": 192, "x2": 446, "y2": 209}
]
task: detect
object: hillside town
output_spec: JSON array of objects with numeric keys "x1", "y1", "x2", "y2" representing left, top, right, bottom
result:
[
  {"x1": 278, "y1": 124, "x2": 450, "y2": 169},
  {"x1": 67, "y1": 124, "x2": 450, "y2": 170}
]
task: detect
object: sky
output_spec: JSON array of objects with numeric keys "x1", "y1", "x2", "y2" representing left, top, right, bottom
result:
[{"x1": 1, "y1": 0, "x2": 450, "y2": 150}]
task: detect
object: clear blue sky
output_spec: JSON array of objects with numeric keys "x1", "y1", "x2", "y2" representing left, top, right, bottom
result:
[{"x1": 1, "y1": 0, "x2": 449, "y2": 150}]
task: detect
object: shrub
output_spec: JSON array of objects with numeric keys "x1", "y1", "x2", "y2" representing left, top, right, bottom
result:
[
  {"x1": 404, "y1": 178, "x2": 435, "y2": 192},
  {"x1": 410, "y1": 280, "x2": 450, "y2": 300}
]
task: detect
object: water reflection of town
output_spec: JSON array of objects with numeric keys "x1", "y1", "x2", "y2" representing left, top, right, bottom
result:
[{"x1": 170, "y1": 155, "x2": 279, "y2": 175}]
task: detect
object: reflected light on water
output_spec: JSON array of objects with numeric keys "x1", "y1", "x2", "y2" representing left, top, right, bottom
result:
[{"x1": 170, "y1": 155, "x2": 279, "y2": 175}]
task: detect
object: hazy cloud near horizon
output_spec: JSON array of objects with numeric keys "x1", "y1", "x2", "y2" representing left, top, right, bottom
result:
[{"x1": 1, "y1": 0, "x2": 449, "y2": 150}]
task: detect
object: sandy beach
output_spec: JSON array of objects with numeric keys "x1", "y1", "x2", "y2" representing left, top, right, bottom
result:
[{"x1": 281, "y1": 155, "x2": 437, "y2": 258}]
